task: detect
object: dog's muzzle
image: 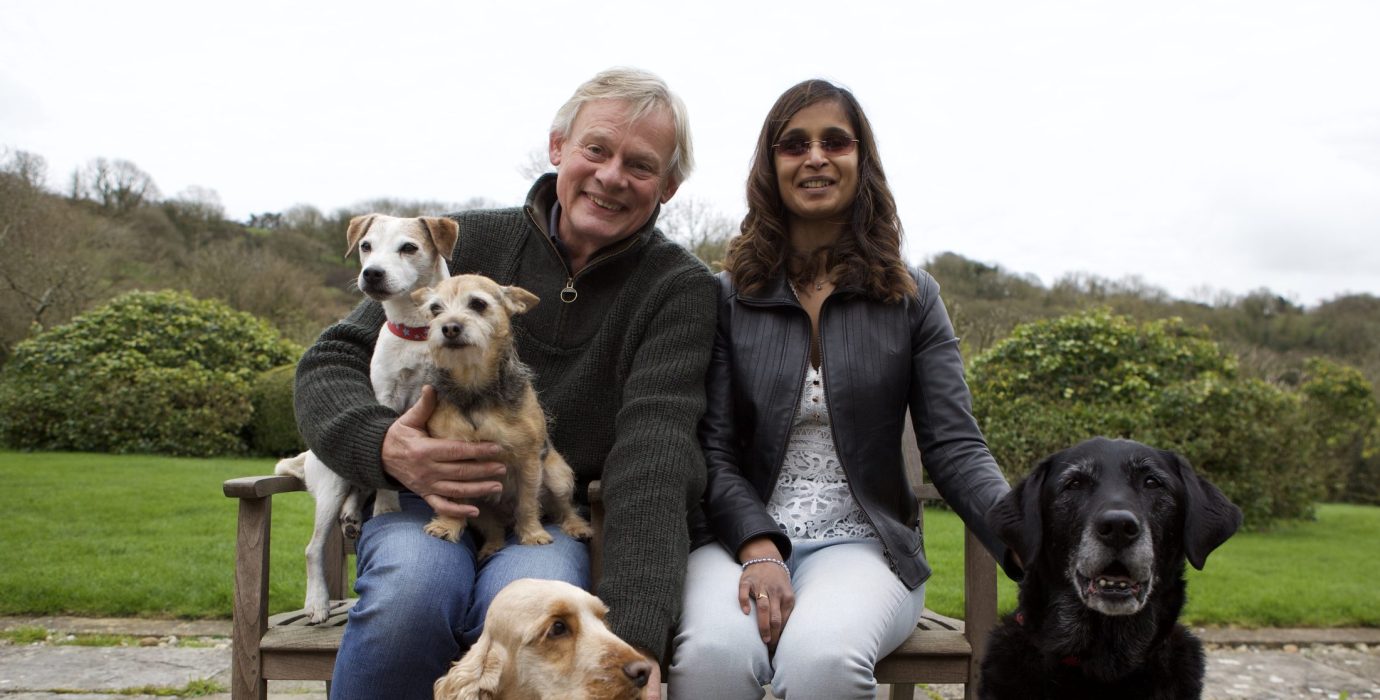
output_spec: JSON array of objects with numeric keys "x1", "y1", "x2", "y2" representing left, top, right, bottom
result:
[
  {"x1": 439, "y1": 322, "x2": 472, "y2": 348},
  {"x1": 359, "y1": 267, "x2": 394, "y2": 298},
  {"x1": 1071, "y1": 510, "x2": 1155, "y2": 615}
]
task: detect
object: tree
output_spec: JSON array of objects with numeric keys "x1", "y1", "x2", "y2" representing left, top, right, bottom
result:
[
  {"x1": 0, "y1": 156, "x2": 111, "y2": 355},
  {"x1": 658, "y1": 196, "x2": 737, "y2": 269},
  {"x1": 69, "y1": 157, "x2": 160, "y2": 215},
  {"x1": 1, "y1": 147, "x2": 48, "y2": 190}
]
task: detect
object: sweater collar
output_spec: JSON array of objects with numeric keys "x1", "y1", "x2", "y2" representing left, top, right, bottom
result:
[{"x1": 524, "y1": 173, "x2": 660, "y2": 263}]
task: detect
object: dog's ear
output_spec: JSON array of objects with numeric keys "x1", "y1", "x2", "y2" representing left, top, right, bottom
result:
[
  {"x1": 1164, "y1": 450, "x2": 1242, "y2": 570},
  {"x1": 411, "y1": 287, "x2": 434, "y2": 308},
  {"x1": 500, "y1": 285, "x2": 540, "y2": 315},
  {"x1": 345, "y1": 214, "x2": 378, "y2": 258},
  {"x1": 420, "y1": 216, "x2": 460, "y2": 260},
  {"x1": 434, "y1": 634, "x2": 507, "y2": 700},
  {"x1": 986, "y1": 456, "x2": 1050, "y2": 572}
]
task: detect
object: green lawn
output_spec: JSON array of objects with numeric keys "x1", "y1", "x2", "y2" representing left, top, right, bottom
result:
[
  {"x1": 0, "y1": 450, "x2": 319, "y2": 619},
  {"x1": 1, "y1": 450, "x2": 1377, "y2": 627}
]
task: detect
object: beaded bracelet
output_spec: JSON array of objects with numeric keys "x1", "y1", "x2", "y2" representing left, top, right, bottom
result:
[{"x1": 741, "y1": 557, "x2": 790, "y2": 576}]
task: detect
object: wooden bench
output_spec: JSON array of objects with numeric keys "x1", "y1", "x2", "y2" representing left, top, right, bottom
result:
[{"x1": 223, "y1": 429, "x2": 996, "y2": 699}]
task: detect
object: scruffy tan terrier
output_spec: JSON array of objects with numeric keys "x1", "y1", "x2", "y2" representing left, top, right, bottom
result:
[{"x1": 411, "y1": 274, "x2": 593, "y2": 558}]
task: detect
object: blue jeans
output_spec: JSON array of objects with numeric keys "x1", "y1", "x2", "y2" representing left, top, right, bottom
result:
[
  {"x1": 669, "y1": 538, "x2": 926, "y2": 700},
  {"x1": 330, "y1": 492, "x2": 589, "y2": 700}
]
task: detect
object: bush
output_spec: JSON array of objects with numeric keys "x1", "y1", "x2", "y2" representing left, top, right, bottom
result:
[
  {"x1": 1353, "y1": 417, "x2": 1380, "y2": 506},
  {"x1": 1297, "y1": 357, "x2": 1378, "y2": 502},
  {"x1": 247, "y1": 364, "x2": 305, "y2": 456},
  {"x1": 968, "y1": 309, "x2": 1325, "y2": 527},
  {"x1": 0, "y1": 290, "x2": 301, "y2": 456},
  {"x1": 1145, "y1": 375, "x2": 1318, "y2": 524}
]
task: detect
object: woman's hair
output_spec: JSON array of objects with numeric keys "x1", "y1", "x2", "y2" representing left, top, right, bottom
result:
[
  {"x1": 550, "y1": 67, "x2": 694, "y2": 189},
  {"x1": 724, "y1": 79, "x2": 916, "y2": 302}
]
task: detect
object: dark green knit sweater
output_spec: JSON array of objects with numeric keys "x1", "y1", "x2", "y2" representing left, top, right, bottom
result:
[{"x1": 293, "y1": 175, "x2": 718, "y2": 659}]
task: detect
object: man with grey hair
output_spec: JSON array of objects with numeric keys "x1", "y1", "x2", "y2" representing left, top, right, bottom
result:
[{"x1": 294, "y1": 67, "x2": 715, "y2": 698}]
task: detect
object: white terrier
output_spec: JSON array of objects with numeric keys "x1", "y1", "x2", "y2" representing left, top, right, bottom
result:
[{"x1": 274, "y1": 213, "x2": 457, "y2": 624}]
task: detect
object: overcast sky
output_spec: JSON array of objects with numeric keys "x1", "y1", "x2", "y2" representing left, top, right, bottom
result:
[{"x1": 4, "y1": 1, "x2": 1378, "y2": 307}]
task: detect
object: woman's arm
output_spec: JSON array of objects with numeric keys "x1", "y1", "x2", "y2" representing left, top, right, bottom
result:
[{"x1": 906, "y1": 272, "x2": 1022, "y2": 580}]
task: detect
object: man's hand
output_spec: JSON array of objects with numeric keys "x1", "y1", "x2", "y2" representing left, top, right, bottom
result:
[{"x1": 382, "y1": 385, "x2": 506, "y2": 518}]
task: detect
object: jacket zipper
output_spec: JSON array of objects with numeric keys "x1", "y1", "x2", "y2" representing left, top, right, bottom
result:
[
  {"x1": 770, "y1": 284, "x2": 814, "y2": 494},
  {"x1": 526, "y1": 206, "x2": 640, "y2": 303}
]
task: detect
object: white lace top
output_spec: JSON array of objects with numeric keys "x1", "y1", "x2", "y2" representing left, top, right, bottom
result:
[{"x1": 766, "y1": 365, "x2": 879, "y2": 541}]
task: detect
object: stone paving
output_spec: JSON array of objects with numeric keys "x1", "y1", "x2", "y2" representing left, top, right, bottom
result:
[{"x1": 2, "y1": 617, "x2": 1377, "y2": 699}]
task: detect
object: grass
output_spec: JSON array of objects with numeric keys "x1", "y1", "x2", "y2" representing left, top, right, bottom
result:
[
  {"x1": 1, "y1": 450, "x2": 1376, "y2": 627},
  {"x1": 0, "y1": 450, "x2": 327, "y2": 619}
]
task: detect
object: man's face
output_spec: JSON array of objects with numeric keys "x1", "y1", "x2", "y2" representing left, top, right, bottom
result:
[{"x1": 549, "y1": 99, "x2": 679, "y2": 264}]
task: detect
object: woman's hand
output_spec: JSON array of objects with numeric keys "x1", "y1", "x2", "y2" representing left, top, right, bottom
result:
[{"x1": 737, "y1": 537, "x2": 795, "y2": 650}]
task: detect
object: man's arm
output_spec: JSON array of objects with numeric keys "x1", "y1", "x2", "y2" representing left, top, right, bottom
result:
[
  {"x1": 597, "y1": 265, "x2": 718, "y2": 661},
  {"x1": 294, "y1": 299, "x2": 396, "y2": 488}
]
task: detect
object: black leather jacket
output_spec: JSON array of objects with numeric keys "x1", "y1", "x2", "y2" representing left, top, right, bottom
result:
[{"x1": 697, "y1": 269, "x2": 1014, "y2": 589}]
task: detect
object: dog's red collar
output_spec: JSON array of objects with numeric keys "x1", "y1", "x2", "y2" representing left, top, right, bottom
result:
[
  {"x1": 1014, "y1": 610, "x2": 1081, "y2": 668},
  {"x1": 386, "y1": 321, "x2": 428, "y2": 341}
]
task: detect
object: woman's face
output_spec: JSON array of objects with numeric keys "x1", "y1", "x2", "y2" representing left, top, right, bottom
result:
[{"x1": 773, "y1": 100, "x2": 860, "y2": 227}]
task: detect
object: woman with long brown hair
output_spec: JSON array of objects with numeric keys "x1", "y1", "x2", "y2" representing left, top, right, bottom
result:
[{"x1": 669, "y1": 80, "x2": 1017, "y2": 699}]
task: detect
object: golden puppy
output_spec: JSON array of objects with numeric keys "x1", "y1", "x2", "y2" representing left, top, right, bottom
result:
[
  {"x1": 434, "y1": 578, "x2": 653, "y2": 700},
  {"x1": 411, "y1": 274, "x2": 592, "y2": 558}
]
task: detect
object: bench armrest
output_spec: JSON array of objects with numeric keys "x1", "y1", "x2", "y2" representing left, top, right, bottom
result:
[{"x1": 224, "y1": 474, "x2": 304, "y2": 499}]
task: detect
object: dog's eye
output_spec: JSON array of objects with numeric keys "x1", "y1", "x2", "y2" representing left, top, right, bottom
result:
[
  {"x1": 468, "y1": 298, "x2": 489, "y2": 313},
  {"x1": 1144, "y1": 475, "x2": 1162, "y2": 489},
  {"x1": 1065, "y1": 475, "x2": 1086, "y2": 491},
  {"x1": 429, "y1": 303, "x2": 443, "y2": 316},
  {"x1": 399, "y1": 242, "x2": 419, "y2": 254},
  {"x1": 360, "y1": 242, "x2": 372, "y2": 252},
  {"x1": 547, "y1": 620, "x2": 569, "y2": 639}
]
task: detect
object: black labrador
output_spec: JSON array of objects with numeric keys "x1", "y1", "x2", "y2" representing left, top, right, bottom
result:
[{"x1": 980, "y1": 437, "x2": 1242, "y2": 700}]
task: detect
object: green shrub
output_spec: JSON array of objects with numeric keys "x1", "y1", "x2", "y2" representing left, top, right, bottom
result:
[
  {"x1": 1353, "y1": 417, "x2": 1380, "y2": 506},
  {"x1": 247, "y1": 364, "x2": 305, "y2": 456},
  {"x1": 1297, "y1": 357, "x2": 1378, "y2": 502},
  {"x1": 968, "y1": 309, "x2": 1321, "y2": 527},
  {"x1": 0, "y1": 290, "x2": 300, "y2": 456},
  {"x1": 1145, "y1": 375, "x2": 1317, "y2": 524}
]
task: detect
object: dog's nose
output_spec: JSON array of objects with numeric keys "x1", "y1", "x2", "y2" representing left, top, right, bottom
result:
[
  {"x1": 442, "y1": 322, "x2": 464, "y2": 339},
  {"x1": 622, "y1": 659, "x2": 652, "y2": 688},
  {"x1": 361, "y1": 268, "x2": 384, "y2": 285},
  {"x1": 1095, "y1": 509, "x2": 1141, "y2": 548}
]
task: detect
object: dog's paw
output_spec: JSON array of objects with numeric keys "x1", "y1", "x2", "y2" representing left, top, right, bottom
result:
[
  {"x1": 305, "y1": 605, "x2": 330, "y2": 625},
  {"x1": 424, "y1": 521, "x2": 462, "y2": 543},
  {"x1": 304, "y1": 593, "x2": 330, "y2": 625},
  {"x1": 339, "y1": 514, "x2": 362, "y2": 540},
  {"x1": 560, "y1": 515, "x2": 594, "y2": 541},
  {"x1": 517, "y1": 528, "x2": 554, "y2": 547}
]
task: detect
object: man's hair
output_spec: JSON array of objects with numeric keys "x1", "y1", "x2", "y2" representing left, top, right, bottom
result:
[
  {"x1": 725, "y1": 78, "x2": 916, "y2": 302},
  {"x1": 550, "y1": 67, "x2": 694, "y2": 188}
]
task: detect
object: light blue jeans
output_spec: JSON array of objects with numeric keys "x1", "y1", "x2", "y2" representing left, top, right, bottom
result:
[
  {"x1": 330, "y1": 492, "x2": 589, "y2": 700},
  {"x1": 669, "y1": 538, "x2": 926, "y2": 700}
]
